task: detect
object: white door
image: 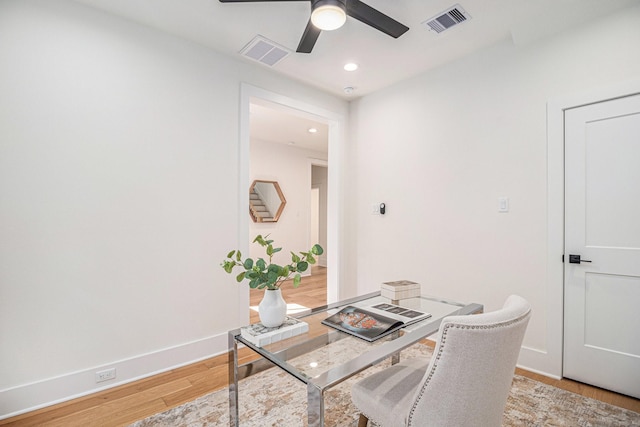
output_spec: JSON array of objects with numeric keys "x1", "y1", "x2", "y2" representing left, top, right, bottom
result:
[{"x1": 564, "y1": 93, "x2": 640, "y2": 398}]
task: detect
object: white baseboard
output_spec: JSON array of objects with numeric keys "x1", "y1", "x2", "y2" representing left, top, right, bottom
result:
[
  {"x1": 0, "y1": 332, "x2": 229, "y2": 420},
  {"x1": 517, "y1": 345, "x2": 562, "y2": 379}
]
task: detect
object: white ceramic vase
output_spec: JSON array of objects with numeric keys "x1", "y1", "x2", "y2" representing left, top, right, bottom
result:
[{"x1": 258, "y1": 289, "x2": 287, "y2": 327}]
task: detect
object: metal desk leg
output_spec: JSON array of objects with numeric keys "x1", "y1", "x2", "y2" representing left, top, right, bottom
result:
[
  {"x1": 228, "y1": 333, "x2": 239, "y2": 427},
  {"x1": 307, "y1": 382, "x2": 324, "y2": 427},
  {"x1": 390, "y1": 330, "x2": 401, "y2": 365}
]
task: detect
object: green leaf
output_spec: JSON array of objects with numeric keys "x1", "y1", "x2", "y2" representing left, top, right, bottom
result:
[
  {"x1": 253, "y1": 235, "x2": 265, "y2": 245},
  {"x1": 236, "y1": 272, "x2": 245, "y2": 282},
  {"x1": 222, "y1": 261, "x2": 234, "y2": 274},
  {"x1": 281, "y1": 265, "x2": 290, "y2": 277},
  {"x1": 249, "y1": 278, "x2": 259, "y2": 288},
  {"x1": 293, "y1": 274, "x2": 301, "y2": 287},
  {"x1": 272, "y1": 247, "x2": 282, "y2": 254},
  {"x1": 256, "y1": 258, "x2": 266, "y2": 271},
  {"x1": 291, "y1": 252, "x2": 301, "y2": 263},
  {"x1": 227, "y1": 250, "x2": 236, "y2": 258},
  {"x1": 268, "y1": 264, "x2": 280, "y2": 274},
  {"x1": 312, "y1": 244, "x2": 323, "y2": 255},
  {"x1": 267, "y1": 270, "x2": 279, "y2": 283},
  {"x1": 297, "y1": 261, "x2": 308, "y2": 272},
  {"x1": 243, "y1": 258, "x2": 253, "y2": 269},
  {"x1": 266, "y1": 244, "x2": 274, "y2": 256},
  {"x1": 235, "y1": 250, "x2": 242, "y2": 262}
]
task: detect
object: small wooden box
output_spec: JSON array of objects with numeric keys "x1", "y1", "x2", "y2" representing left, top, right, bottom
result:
[{"x1": 381, "y1": 280, "x2": 421, "y2": 300}]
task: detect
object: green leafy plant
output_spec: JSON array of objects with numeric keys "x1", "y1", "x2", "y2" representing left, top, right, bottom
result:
[{"x1": 221, "y1": 235, "x2": 324, "y2": 290}]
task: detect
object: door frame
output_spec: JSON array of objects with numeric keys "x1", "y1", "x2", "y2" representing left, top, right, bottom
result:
[
  {"x1": 545, "y1": 79, "x2": 640, "y2": 378},
  {"x1": 238, "y1": 83, "x2": 344, "y2": 322},
  {"x1": 310, "y1": 159, "x2": 328, "y2": 267}
]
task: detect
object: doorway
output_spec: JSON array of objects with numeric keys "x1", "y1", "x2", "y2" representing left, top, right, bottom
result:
[
  {"x1": 240, "y1": 85, "x2": 339, "y2": 323},
  {"x1": 545, "y1": 80, "x2": 640, "y2": 380},
  {"x1": 563, "y1": 93, "x2": 640, "y2": 398},
  {"x1": 311, "y1": 163, "x2": 328, "y2": 268}
]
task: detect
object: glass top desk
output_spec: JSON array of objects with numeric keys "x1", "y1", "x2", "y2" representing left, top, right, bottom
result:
[{"x1": 228, "y1": 292, "x2": 483, "y2": 427}]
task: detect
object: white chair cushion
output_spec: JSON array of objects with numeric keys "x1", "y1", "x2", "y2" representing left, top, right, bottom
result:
[{"x1": 351, "y1": 357, "x2": 427, "y2": 427}]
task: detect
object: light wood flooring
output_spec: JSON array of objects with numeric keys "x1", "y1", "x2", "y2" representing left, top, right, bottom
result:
[{"x1": 2, "y1": 266, "x2": 638, "y2": 426}]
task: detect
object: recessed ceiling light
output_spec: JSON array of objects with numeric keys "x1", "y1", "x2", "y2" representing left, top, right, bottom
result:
[
  {"x1": 344, "y1": 62, "x2": 358, "y2": 71},
  {"x1": 308, "y1": 127, "x2": 318, "y2": 133}
]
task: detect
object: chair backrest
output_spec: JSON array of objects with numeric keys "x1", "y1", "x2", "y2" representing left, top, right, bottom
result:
[{"x1": 407, "y1": 295, "x2": 531, "y2": 427}]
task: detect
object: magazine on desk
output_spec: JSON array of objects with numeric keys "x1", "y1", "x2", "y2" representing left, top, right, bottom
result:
[{"x1": 321, "y1": 303, "x2": 432, "y2": 342}]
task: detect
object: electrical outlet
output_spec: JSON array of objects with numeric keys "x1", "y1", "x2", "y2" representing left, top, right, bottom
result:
[{"x1": 95, "y1": 368, "x2": 116, "y2": 383}]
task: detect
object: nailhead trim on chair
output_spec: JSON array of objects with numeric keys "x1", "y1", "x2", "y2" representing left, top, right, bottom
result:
[{"x1": 406, "y1": 310, "x2": 531, "y2": 426}]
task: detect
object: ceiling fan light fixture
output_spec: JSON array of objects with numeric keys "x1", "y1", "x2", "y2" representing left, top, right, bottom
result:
[{"x1": 311, "y1": 0, "x2": 347, "y2": 31}]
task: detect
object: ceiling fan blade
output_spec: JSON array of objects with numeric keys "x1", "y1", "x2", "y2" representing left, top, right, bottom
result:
[
  {"x1": 345, "y1": 0, "x2": 409, "y2": 38},
  {"x1": 296, "y1": 19, "x2": 321, "y2": 53}
]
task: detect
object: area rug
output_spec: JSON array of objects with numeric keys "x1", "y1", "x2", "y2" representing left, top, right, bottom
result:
[{"x1": 130, "y1": 342, "x2": 640, "y2": 426}]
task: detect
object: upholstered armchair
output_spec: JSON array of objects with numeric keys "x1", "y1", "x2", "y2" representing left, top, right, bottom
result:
[{"x1": 351, "y1": 295, "x2": 531, "y2": 427}]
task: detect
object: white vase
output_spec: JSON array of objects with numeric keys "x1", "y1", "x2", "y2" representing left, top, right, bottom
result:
[{"x1": 258, "y1": 289, "x2": 287, "y2": 327}]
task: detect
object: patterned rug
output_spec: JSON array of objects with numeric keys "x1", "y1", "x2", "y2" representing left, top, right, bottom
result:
[{"x1": 130, "y1": 342, "x2": 640, "y2": 426}]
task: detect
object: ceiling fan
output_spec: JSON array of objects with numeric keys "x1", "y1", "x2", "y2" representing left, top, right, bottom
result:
[{"x1": 219, "y1": 0, "x2": 409, "y2": 53}]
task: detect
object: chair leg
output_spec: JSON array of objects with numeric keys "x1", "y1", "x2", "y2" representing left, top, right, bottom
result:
[{"x1": 357, "y1": 413, "x2": 369, "y2": 427}]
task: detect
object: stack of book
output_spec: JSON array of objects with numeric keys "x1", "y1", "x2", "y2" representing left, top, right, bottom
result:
[{"x1": 240, "y1": 317, "x2": 308, "y2": 347}]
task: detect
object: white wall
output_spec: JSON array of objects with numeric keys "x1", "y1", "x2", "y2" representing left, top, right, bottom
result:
[
  {"x1": 0, "y1": 0, "x2": 347, "y2": 417},
  {"x1": 249, "y1": 140, "x2": 327, "y2": 266},
  {"x1": 349, "y1": 5, "x2": 640, "y2": 377}
]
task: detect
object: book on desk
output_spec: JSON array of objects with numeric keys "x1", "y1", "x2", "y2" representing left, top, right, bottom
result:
[
  {"x1": 240, "y1": 317, "x2": 308, "y2": 347},
  {"x1": 322, "y1": 303, "x2": 431, "y2": 342}
]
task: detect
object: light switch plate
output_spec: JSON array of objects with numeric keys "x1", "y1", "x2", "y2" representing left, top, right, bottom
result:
[{"x1": 498, "y1": 197, "x2": 509, "y2": 213}]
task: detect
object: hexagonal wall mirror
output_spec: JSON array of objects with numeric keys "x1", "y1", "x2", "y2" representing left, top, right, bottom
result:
[{"x1": 249, "y1": 180, "x2": 286, "y2": 223}]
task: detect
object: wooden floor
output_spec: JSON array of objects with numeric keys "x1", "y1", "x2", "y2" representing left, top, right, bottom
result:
[{"x1": 2, "y1": 267, "x2": 638, "y2": 426}]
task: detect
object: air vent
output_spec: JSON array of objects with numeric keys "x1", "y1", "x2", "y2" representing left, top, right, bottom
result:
[
  {"x1": 240, "y1": 35, "x2": 290, "y2": 67},
  {"x1": 422, "y1": 4, "x2": 471, "y2": 34}
]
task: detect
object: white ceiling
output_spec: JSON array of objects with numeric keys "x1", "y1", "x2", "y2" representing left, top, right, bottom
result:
[
  {"x1": 69, "y1": 0, "x2": 638, "y2": 153},
  {"x1": 250, "y1": 101, "x2": 329, "y2": 152},
  {"x1": 73, "y1": 0, "x2": 640, "y2": 100}
]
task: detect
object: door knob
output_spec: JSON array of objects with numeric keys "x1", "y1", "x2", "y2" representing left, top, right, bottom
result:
[{"x1": 569, "y1": 254, "x2": 592, "y2": 264}]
